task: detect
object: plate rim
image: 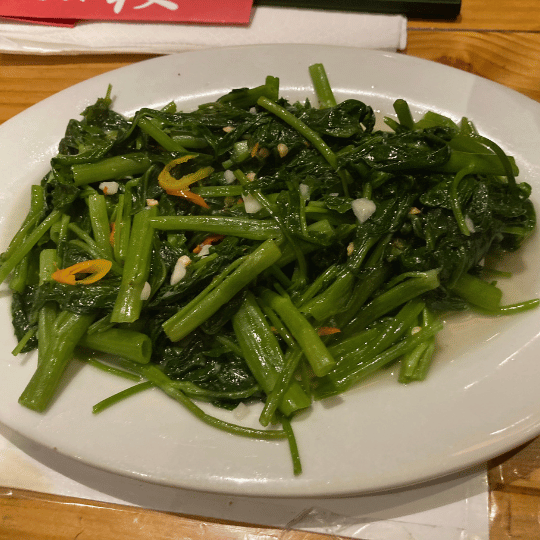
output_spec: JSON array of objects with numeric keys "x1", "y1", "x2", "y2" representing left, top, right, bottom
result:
[{"x1": 1, "y1": 44, "x2": 540, "y2": 497}]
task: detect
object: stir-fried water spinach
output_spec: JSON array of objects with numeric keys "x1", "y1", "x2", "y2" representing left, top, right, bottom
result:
[{"x1": 4, "y1": 64, "x2": 537, "y2": 474}]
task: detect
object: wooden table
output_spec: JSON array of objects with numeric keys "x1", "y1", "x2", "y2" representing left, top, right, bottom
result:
[{"x1": 1, "y1": 0, "x2": 540, "y2": 538}]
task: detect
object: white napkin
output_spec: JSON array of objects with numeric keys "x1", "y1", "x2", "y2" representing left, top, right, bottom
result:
[{"x1": 0, "y1": 6, "x2": 407, "y2": 54}]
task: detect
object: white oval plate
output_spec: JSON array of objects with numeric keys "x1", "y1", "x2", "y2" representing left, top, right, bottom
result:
[{"x1": 1, "y1": 45, "x2": 540, "y2": 497}]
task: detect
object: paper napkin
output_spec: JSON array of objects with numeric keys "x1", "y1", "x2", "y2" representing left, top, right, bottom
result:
[{"x1": 0, "y1": 6, "x2": 407, "y2": 54}]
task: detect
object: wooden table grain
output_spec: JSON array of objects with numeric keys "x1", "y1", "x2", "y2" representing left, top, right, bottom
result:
[
  {"x1": 1, "y1": 0, "x2": 540, "y2": 538},
  {"x1": 0, "y1": 487, "x2": 347, "y2": 540}
]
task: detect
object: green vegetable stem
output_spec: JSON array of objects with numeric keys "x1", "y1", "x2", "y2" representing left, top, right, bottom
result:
[
  {"x1": 232, "y1": 293, "x2": 311, "y2": 418},
  {"x1": 259, "y1": 288, "x2": 336, "y2": 377},
  {"x1": 79, "y1": 328, "x2": 152, "y2": 364},
  {"x1": 163, "y1": 239, "x2": 282, "y2": 341},
  {"x1": 18, "y1": 312, "x2": 95, "y2": 412},
  {"x1": 5, "y1": 62, "x2": 538, "y2": 474},
  {"x1": 111, "y1": 206, "x2": 157, "y2": 324}
]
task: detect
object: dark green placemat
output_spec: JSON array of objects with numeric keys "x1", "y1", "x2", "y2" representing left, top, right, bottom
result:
[{"x1": 254, "y1": 0, "x2": 461, "y2": 19}]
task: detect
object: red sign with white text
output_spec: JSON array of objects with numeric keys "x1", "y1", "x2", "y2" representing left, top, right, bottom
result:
[{"x1": 0, "y1": 0, "x2": 253, "y2": 25}]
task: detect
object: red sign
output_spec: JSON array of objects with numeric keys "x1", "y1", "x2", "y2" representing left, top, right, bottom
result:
[
  {"x1": 0, "y1": 0, "x2": 253, "y2": 25},
  {"x1": 1, "y1": 16, "x2": 78, "y2": 27}
]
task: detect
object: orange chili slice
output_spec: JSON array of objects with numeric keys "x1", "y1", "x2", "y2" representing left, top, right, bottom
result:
[
  {"x1": 158, "y1": 155, "x2": 214, "y2": 192},
  {"x1": 158, "y1": 155, "x2": 214, "y2": 208},
  {"x1": 109, "y1": 222, "x2": 116, "y2": 247},
  {"x1": 166, "y1": 188, "x2": 210, "y2": 209},
  {"x1": 51, "y1": 259, "x2": 113, "y2": 285},
  {"x1": 250, "y1": 142, "x2": 260, "y2": 158},
  {"x1": 193, "y1": 234, "x2": 225, "y2": 254},
  {"x1": 317, "y1": 327, "x2": 341, "y2": 336}
]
